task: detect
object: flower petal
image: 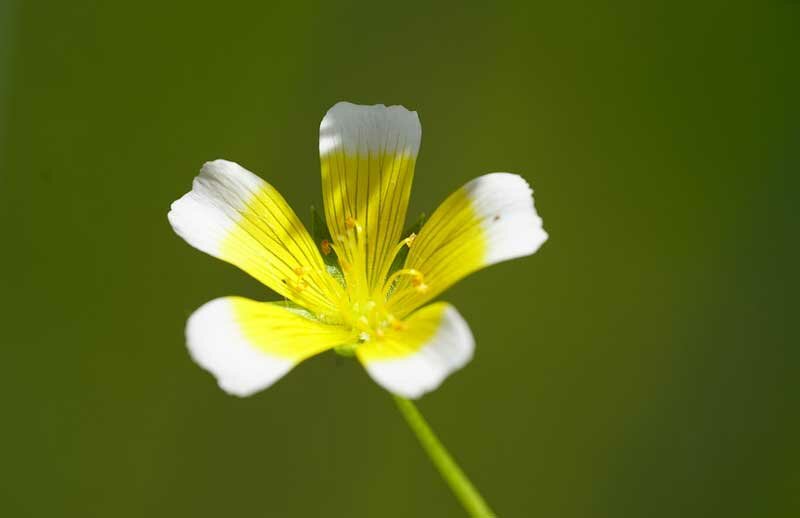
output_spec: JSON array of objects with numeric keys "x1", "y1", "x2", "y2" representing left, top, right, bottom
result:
[
  {"x1": 319, "y1": 102, "x2": 421, "y2": 294},
  {"x1": 356, "y1": 302, "x2": 474, "y2": 399},
  {"x1": 187, "y1": 297, "x2": 355, "y2": 396},
  {"x1": 388, "y1": 173, "x2": 547, "y2": 316},
  {"x1": 169, "y1": 160, "x2": 346, "y2": 318}
]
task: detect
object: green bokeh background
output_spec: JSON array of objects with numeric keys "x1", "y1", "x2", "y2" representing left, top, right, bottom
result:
[{"x1": 2, "y1": 2, "x2": 797, "y2": 516}]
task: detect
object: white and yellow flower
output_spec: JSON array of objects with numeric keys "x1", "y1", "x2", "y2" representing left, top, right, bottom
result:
[{"x1": 168, "y1": 102, "x2": 547, "y2": 399}]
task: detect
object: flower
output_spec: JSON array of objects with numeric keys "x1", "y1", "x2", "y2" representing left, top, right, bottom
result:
[{"x1": 168, "y1": 102, "x2": 548, "y2": 399}]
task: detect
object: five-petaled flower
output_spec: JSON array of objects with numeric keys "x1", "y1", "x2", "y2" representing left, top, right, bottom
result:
[{"x1": 168, "y1": 102, "x2": 547, "y2": 399}]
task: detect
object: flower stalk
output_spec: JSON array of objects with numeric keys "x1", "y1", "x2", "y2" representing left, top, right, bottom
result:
[{"x1": 393, "y1": 395, "x2": 495, "y2": 517}]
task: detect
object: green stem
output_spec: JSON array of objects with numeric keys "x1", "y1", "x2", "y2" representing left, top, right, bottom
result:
[{"x1": 393, "y1": 395, "x2": 496, "y2": 517}]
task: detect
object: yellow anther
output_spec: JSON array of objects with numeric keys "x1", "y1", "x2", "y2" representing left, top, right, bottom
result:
[
  {"x1": 283, "y1": 278, "x2": 307, "y2": 292},
  {"x1": 409, "y1": 270, "x2": 425, "y2": 287},
  {"x1": 345, "y1": 216, "x2": 363, "y2": 233},
  {"x1": 320, "y1": 239, "x2": 331, "y2": 256},
  {"x1": 294, "y1": 265, "x2": 310, "y2": 277},
  {"x1": 382, "y1": 268, "x2": 426, "y2": 298},
  {"x1": 378, "y1": 234, "x2": 420, "y2": 288},
  {"x1": 388, "y1": 315, "x2": 407, "y2": 331}
]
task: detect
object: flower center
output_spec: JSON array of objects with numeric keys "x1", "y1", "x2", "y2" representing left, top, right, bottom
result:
[
  {"x1": 322, "y1": 216, "x2": 428, "y2": 341},
  {"x1": 344, "y1": 299, "x2": 406, "y2": 342}
]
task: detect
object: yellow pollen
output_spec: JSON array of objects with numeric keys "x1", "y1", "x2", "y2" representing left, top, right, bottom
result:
[
  {"x1": 405, "y1": 232, "x2": 417, "y2": 247},
  {"x1": 344, "y1": 216, "x2": 363, "y2": 233},
  {"x1": 283, "y1": 278, "x2": 307, "y2": 292},
  {"x1": 387, "y1": 314, "x2": 407, "y2": 331},
  {"x1": 294, "y1": 266, "x2": 310, "y2": 276}
]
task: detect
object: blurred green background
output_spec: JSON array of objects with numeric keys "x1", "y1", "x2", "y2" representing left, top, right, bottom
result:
[{"x1": 2, "y1": 1, "x2": 797, "y2": 516}]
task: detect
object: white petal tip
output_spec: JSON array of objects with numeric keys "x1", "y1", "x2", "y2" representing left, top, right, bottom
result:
[
  {"x1": 186, "y1": 298, "x2": 295, "y2": 397},
  {"x1": 363, "y1": 305, "x2": 474, "y2": 399},
  {"x1": 465, "y1": 172, "x2": 548, "y2": 265},
  {"x1": 168, "y1": 159, "x2": 267, "y2": 258},
  {"x1": 319, "y1": 101, "x2": 421, "y2": 157}
]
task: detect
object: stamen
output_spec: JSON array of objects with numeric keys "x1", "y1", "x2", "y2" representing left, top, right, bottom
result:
[
  {"x1": 409, "y1": 272, "x2": 428, "y2": 292},
  {"x1": 389, "y1": 233, "x2": 416, "y2": 257},
  {"x1": 382, "y1": 268, "x2": 426, "y2": 298},
  {"x1": 283, "y1": 277, "x2": 308, "y2": 292},
  {"x1": 374, "y1": 233, "x2": 420, "y2": 294},
  {"x1": 386, "y1": 314, "x2": 407, "y2": 331},
  {"x1": 320, "y1": 239, "x2": 331, "y2": 256},
  {"x1": 345, "y1": 216, "x2": 363, "y2": 233}
]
